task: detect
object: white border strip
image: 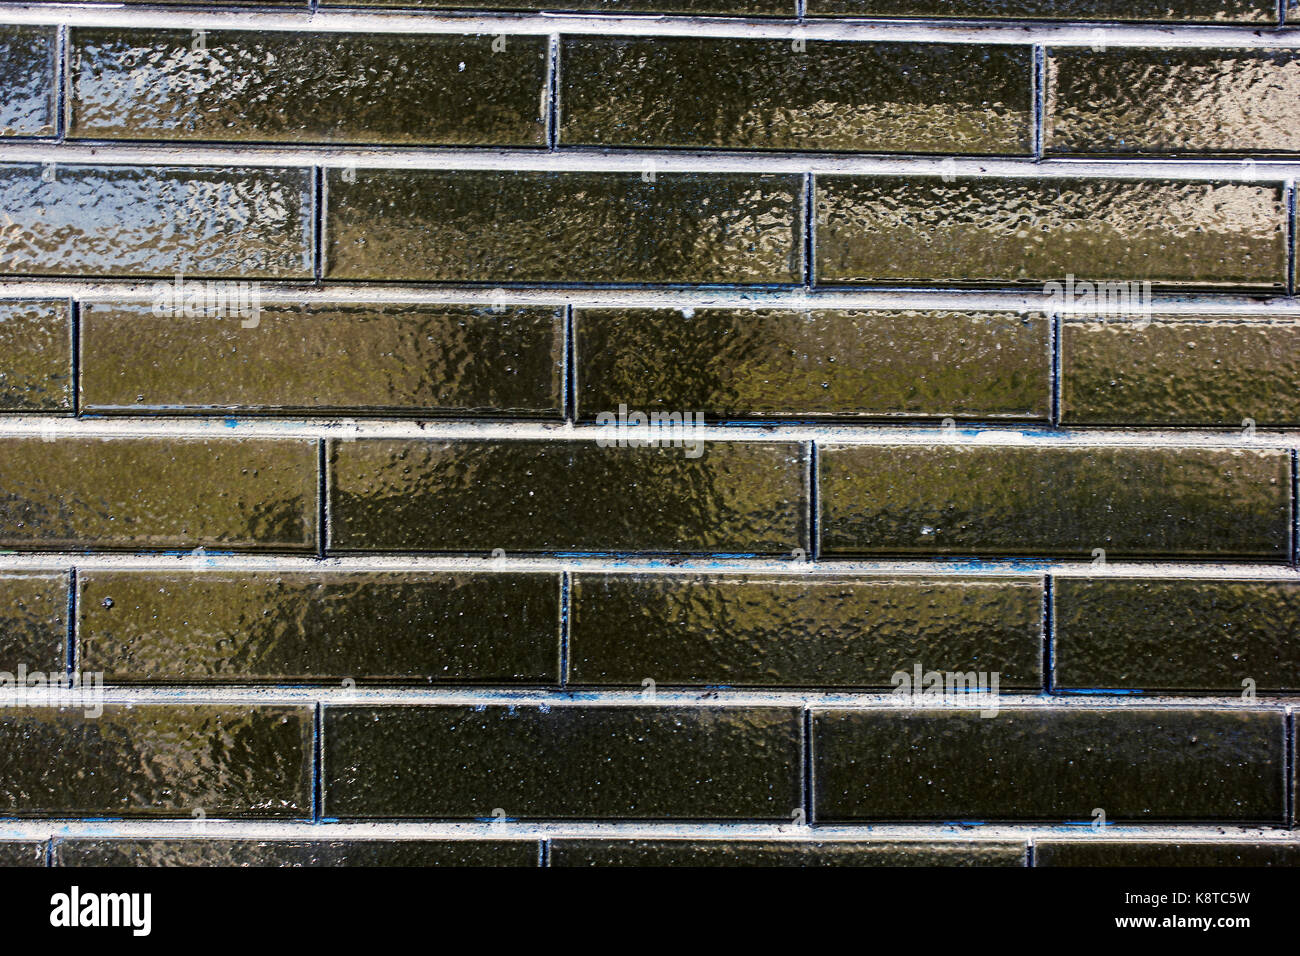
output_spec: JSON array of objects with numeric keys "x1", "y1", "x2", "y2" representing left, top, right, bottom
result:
[
  {"x1": 2, "y1": 144, "x2": 1298, "y2": 176},
  {"x1": 0, "y1": 6, "x2": 1297, "y2": 46},
  {"x1": 0, "y1": 416, "x2": 1294, "y2": 446},
  {"x1": 5, "y1": 281, "x2": 1300, "y2": 313},
  {"x1": 0, "y1": 820, "x2": 1294, "y2": 842},
  {"x1": 0, "y1": 689, "x2": 1289, "y2": 707},
  {"x1": 2, "y1": 552, "x2": 1298, "y2": 578}
]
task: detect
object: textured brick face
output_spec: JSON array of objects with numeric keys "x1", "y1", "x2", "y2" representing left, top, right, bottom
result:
[
  {"x1": 79, "y1": 303, "x2": 565, "y2": 418},
  {"x1": 814, "y1": 176, "x2": 1288, "y2": 288},
  {"x1": 813, "y1": 708, "x2": 1286, "y2": 822},
  {"x1": 69, "y1": 30, "x2": 549, "y2": 146},
  {"x1": 0, "y1": 301, "x2": 71, "y2": 411},
  {"x1": 576, "y1": 309, "x2": 1050, "y2": 421},
  {"x1": 819, "y1": 444, "x2": 1292, "y2": 559},
  {"x1": 324, "y1": 705, "x2": 803, "y2": 820},
  {"x1": 78, "y1": 571, "x2": 561, "y2": 683},
  {"x1": 560, "y1": 38, "x2": 1033, "y2": 154},
  {"x1": 0, "y1": 26, "x2": 56, "y2": 138},
  {"x1": 328, "y1": 439, "x2": 809, "y2": 554},
  {"x1": 0, "y1": 705, "x2": 313, "y2": 818},
  {"x1": 0, "y1": 572, "x2": 67, "y2": 677},
  {"x1": 0, "y1": 438, "x2": 318, "y2": 552},
  {"x1": 569, "y1": 574, "x2": 1043, "y2": 687},
  {"x1": 324, "y1": 171, "x2": 805, "y2": 284}
]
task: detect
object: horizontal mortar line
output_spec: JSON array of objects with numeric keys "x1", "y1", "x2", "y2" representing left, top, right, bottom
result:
[
  {"x1": 0, "y1": 5, "x2": 1297, "y2": 45},
  {"x1": 2, "y1": 143, "x2": 1299, "y2": 178},
  {"x1": 0, "y1": 416, "x2": 1296, "y2": 447},
  {"x1": 0, "y1": 821, "x2": 1294, "y2": 843},
  {"x1": 1, "y1": 553, "x2": 1299, "y2": 580},
  {"x1": 0, "y1": 689, "x2": 1289, "y2": 708},
  {"x1": 4, "y1": 281, "x2": 1300, "y2": 314}
]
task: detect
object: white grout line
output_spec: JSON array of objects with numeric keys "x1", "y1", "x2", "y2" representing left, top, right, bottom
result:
[
  {"x1": 0, "y1": 688, "x2": 1290, "y2": 708},
  {"x1": 0, "y1": 821, "x2": 1295, "y2": 842},
  {"x1": 1, "y1": 142, "x2": 1298, "y2": 176},
  {"x1": 4, "y1": 281, "x2": 1300, "y2": 313},
  {"x1": 0, "y1": 552, "x2": 1298, "y2": 579},
  {"x1": 0, "y1": 6, "x2": 1298, "y2": 46},
  {"x1": 0, "y1": 415, "x2": 1295, "y2": 446}
]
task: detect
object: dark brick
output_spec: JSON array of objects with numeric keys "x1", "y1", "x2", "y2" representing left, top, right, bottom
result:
[
  {"x1": 0, "y1": 438, "x2": 317, "y2": 552},
  {"x1": 0, "y1": 842, "x2": 45, "y2": 866},
  {"x1": 0, "y1": 26, "x2": 56, "y2": 138},
  {"x1": 78, "y1": 570, "x2": 560, "y2": 684},
  {"x1": 550, "y1": 839, "x2": 1025, "y2": 866},
  {"x1": 560, "y1": 38, "x2": 1031, "y2": 155},
  {"x1": 0, "y1": 301, "x2": 72, "y2": 411},
  {"x1": 324, "y1": 705, "x2": 802, "y2": 820},
  {"x1": 324, "y1": 170, "x2": 803, "y2": 285},
  {"x1": 1047, "y1": 48, "x2": 1300, "y2": 155},
  {"x1": 0, "y1": 164, "x2": 313, "y2": 279},
  {"x1": 0, "y1": 705, "x2": 312, "y2": 817},
  {"x1": 324, "y1": 0, "x2": 791, "y2": 13},
  {"x1": 806, "y1": 1, "x2": 1276, "y2": 21},
  {"x1": 569, "y1": 573, "x2": 1042, "y2": 688},
  {"x1": 54, "y1": 839, "x2": 538, "y2": 867},
  {"x1": 0, "y1": 572, "x2": 67, "y2": 676},
  {"x1": 813, "y1": 708, "x2": 1285, "y2": 822},
  {"x1": 1054, "y1": 578, "x2": 1300, "y2": 692},
  {"x1": 814, "y1": 176, "x2": 1286, "y2": 289},
  {"x1": 69, "y1": 30, "x2": 547, "y2": 147},
  {"x1": 818, "y1": 444, "x2": 1291, "y2": 560},
  {"x1": 1035, "y1": 840, "x2": 1300, "y2": 866},
  {"x1": 328, "y1": 439, "x2": 808, "y2": 555},
  {"x1": 79, "y1": 302, "x2": 564, "y2": 418},
  {"x1": 1060, "y1": 318, "x2": 1300, "y2": 427},
  {"x1": 575, "y1": 309, "x2": 1050, "y2": 422}
]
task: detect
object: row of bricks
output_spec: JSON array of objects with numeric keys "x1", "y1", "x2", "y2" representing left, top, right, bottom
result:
[
  {"x1": 0, "y1": 165, "x2": 1292, "y2": 288},
  {"x1": 5, "y1": 570, "x2": 1300, "y2": 691},
  {"x1": 3, "y1": 838, "x2": 1300, "y2": 866},
  {"x1": 2, "y1": 1, "x2": 1294, "y2": 24},
  {"x1": 7, "y1": 302, "x2": 1300, "y2": 427},
  {"x1": 11, "y1": 28, "x2": 1300, "y2": 156},
  {"x1": 0, "y1": 703, "x2": 1294, "y2": 821},
  {"x1": 0, "y1": 438, "x2": 1292, "y2": 558}
]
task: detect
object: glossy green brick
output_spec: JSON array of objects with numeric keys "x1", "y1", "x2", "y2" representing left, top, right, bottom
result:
[
  {"x1": 0, "y1": 164, "x2": 313, "y2": 279},
  {"x1": 1054, "y1": 578, "x2": 1300, "y2": 692},
  {"x1": 54, "y1": 839, "x2": 538, "y2": 866},
  {"x1": 806, "y1": 1, "x2": 1276, "y2": 21},
  {"x1": 0, "y1": 27, "x2": 56, "y2": 137},
  {"x1": 0, "y1": 301, "x2": 72, "y2": 411},
  {"x1": 69, "y1": 29, "x2": 547, "y2": 146},
  {"x1": 1047, "y1": 48, "x2": 1300, "y2": 155},
  {"x1": 818, "y1": 444, "x2": 1291, "y2": 560},
  {"x1": 575, "y1": 309, "x2": 1050, "y2": 422},
  {"x1": 328, "y1": 439, "x2": 808, "y2": 555},
  {"x1": 0, "y1": 705, "x2": 313, "y2": 817},
  {"x1": 323, "y1": 0, "x2": 790, "y2": 13},
  {"x1": 78, "y1": 571, "x2": 560, "y2": 684},
  {"x1": 1060, "y1": 318, "x2": 1300, "y2": 426},
  {"x1": 324, "y1": 170, "x2": 804, "y2": 285},
  {"x1": 324, "y1": 704, "x2": 802, "y2": 820},
  {"x1": 814, "y1": 176, "x2": 1286, "y2": 289},
  {"x1": 0, "y1": 842, "x2": 45, "y2": 866},
  {"x1": 813, "y1": 708, "x2": 1286, "y2": 822},
  {"x1": 79, "y1": 302, "x2": 564, "y2": 418},
  {"x1": 550, "y1": 839, "x2": 1025, "y2": 866},
  {"x1": 569, "y1": 574, "x2": 1042, "y2": 688},
  {"x1": 0, "y1": 438, "x2": 318, "y2": 552},
  {"x1": 560, "y1": 38, "x2": 1032, "y2": 155},
  {"x1": 1035, "y1": 840, "x2": 1300, "y2": 866},
  {"x1": 0, "y1": 572, "x2": 67, "y2": 676}
]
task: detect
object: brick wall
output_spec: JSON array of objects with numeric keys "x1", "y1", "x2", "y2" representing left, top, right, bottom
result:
[{"x1": 0, "y1": 1, "x2": 1298, "y2": 868}]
